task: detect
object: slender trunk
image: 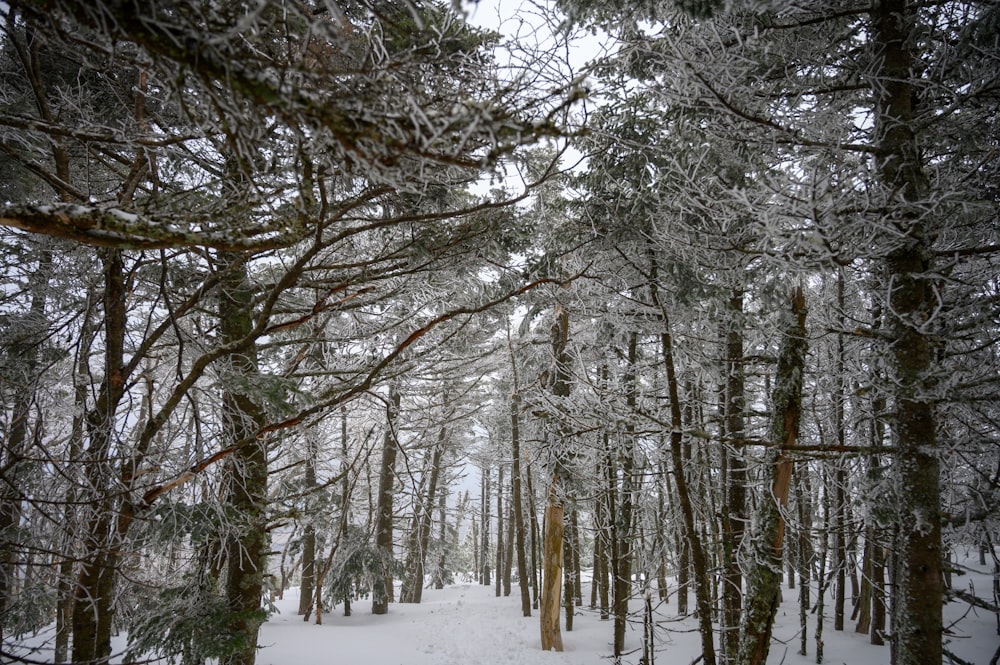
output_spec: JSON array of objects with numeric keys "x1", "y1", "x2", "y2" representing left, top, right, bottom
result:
[
  {"x1": 563, "y1": 499, "x2": 574, "y2": 632},
  {"x1": 816, "y1": 467, "x2": 830, "y2": 664},
  {"x1": 721, "y1": 290, "x2": 746, "y2": 665},
  {"x1": 71, "y1": 249, "x2": 128, "y2": 665},
  {"x1": 496, "y1": 463, "x2": 504, "y2": 598},
  {"x1": 511, "y1": 392, "x2": 531, "y2": 616},
  {"x1": 650, "y1": 258, "x2": 716, "y2": 665},
  {"x1": 298, "y1": 434, "x2": 318, "y2": 616},
  {"x1": 796, "y1": 470, "x2": 812, "y2": 657},
  {"x1": 56, "y1": 311, "x2": 94, "y2": 663},
  {"x1": 472, "y1": 516, "x2": 479, "y2": 587},
  {"x1": 656, "y1": 470, "x2": 669, "y2": 603},
  {"x1": 434, "y1": 488, "x2": 447, "y2": 589},
  {"x1": 611, "y1": 332, "x2": 638, "y2": 657},
  {"x1": 526, "y1": 454, "x2": 541, "y2": 610},
  {"x1": 401, "y1": 426, "x2": 444, "y2": 604},
  {"x1": 571, "y1": 507, "x2": 582, "y2": 606},
  {"x1": 504, "y1": 485, "x2": 515, "y2": 597},
  {"x1": 372, "y1": 383, "x2": 400, "y2": 615},
  {"x1": 313, "y1": 404, "x2": 352, "y2": 623},
  {"x1": 481, "y1": 466, "x2": 491, "y2": 587},
  {"x1": 871, "y1": 537, "x2": 887, "y2": 646},
  {"x1": 834, "y1": 271, "x2": 848, "y2": 633},
  {"x1": 737, "y1": 288, "x2": 807, "y2": 665}
]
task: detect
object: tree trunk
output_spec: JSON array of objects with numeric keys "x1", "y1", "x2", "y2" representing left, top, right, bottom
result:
[
  {"x1": 737, "y1": 288, "x2": 807, "y2": 665},
  {"x1": 869, "y1": 3, "x2": 942, "y2": 663},
  {"x1": 496, "y1": 463, "x2": 504, "y2": 598},
  {"x1": 611, "y1": 331, "x2": 638, "y2": 657},
  {"x1": 540, "y1": 476, "x2": 564, "y2": 652},
  {"x1": 571, "y1": 507, "x2": 582, "y2": 607},
  {"x1": 650, "y1": 257, "x2": 716, "y2": 665},
  {"x1": 816, "y1": 467, "x2": 831, "y2": 664},
  {"x1": 434, "y1": 488, "x2": 448, "y2": 590},
  {"x1": 218, "y1": 251, "x2": 268, "y2": 665},
  {"x1": 511, "y1": 391, "x2": 531, "y2": 616},
  {"x1": 833, "y1": 272, "x2": 848, "y2": 633},
  {"x1": 796, "y1": 470, "x2": 812, "y2": 657},
  {"x1": 721, "y1": 287, "x2": 747, "y2": 664},
  {"x1": 401, "y1": 425, "x2": 444, "y2": 604},
  {"x1": 526, "y1": 454, "x2": 541, "y2": 610},
  {"x1": 480, "y1": 466, "x2": 491, "y2": 587},
  {"x1": 298, "y1": 433, "x2": 318, "y2": 616},
  {"x1": 563, "y1": 499, "x2": 574, "y2": 632},
  {"x1": 372, "y1": 382, "x2": 401, "y2": 615},
  {"x1": 71, "y1": 249, "x2": 128, "y2": 665}
]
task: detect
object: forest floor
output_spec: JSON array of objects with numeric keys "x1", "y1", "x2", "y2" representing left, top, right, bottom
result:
[
  {"x1": 258, "y1": 553, "x2": 999, "y2": 665},
  {"x1": 8, "y1": 554, "x2": 999, "y2": 663}
]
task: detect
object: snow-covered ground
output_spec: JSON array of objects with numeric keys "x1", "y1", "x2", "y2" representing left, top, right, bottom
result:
[
  {"x1": 8, "y1": 557, "x2": 998, "y2": 663},
  {"x1": 259, "y1": 557, "x2": 999, "y2": 665}
]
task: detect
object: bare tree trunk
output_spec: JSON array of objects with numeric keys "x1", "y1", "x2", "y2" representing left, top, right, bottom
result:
[
  {"x1": 434, "y1": 488, "x2": 448, "y2": 590},
  {"x1": 71, "y1": 249, "x2": 129, "y2": 665},
  {"x1": 540, "y1": 476, "x2": 564, "y2": 652},
  {"x1": 480, "y1": 465, "x2": 491, "y2": 587},
  {"x1": 816, "y1": 466, "x2": 830, "y2": 664},
  {"x1": 56, "y1": 300, "x2": 95, "y2": 663},
  {"x1": 496, "y1": 463, "x2": 504, "y2": 598},
  {"x1": 721, "y1": 288, "x2": 747, "y2": 664},
  {"x1": 610, "y1": 331, "x2": 638, "y2": 657},
  {"x1": 526, "y1": 454, "x2": 541, "y2": 610},
  {"x1": 298, "y1": 432, "x2": 318, "y2": 616},
  {"x1": 796, "y1": 470, "x2": 813, "y2": 657},
  {"x1": 372, "y1": 382, "x2": 400, "y2": 615},
  {"x1": 401, "y1": 425, "x2": 445, "y2": 604},
  {"x1": 737, "y1": 288, "x2": 807, "y2": 665},
  {"x1": 511, "y1": 391, "x2": 531, "y2": 616},
  {"x1": 871, "y1": 537, "x2": 887, "y2": 646},
  {"x1": 563, "y1": 498, "x2": 574, "y2": 632},
  {"x1": 650, "y1": 256, "x2": 717, "y2": 665},
  {"x1": 571, "y1": 507, "x2": 582, "y2": 607},
  {"x1": 833, "y1": 271, "x2": 848, "y2": 634}
]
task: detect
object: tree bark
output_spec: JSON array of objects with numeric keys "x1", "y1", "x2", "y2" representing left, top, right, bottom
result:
[
  {"x1": 480, "y1": 465, "x2": 491, "y2": 587},
  {"x1": 563, "y1": 498, "x2": 574, "y2": 632},
  {"x1": 721, "y1": 288, "x2": 747, "y2": 664},
  {"x1": 298, "y1": 433, "x2": 318, "y2": 616},
  {"x1": 401, "y1": 423, "x2": 444, "y2": 604},
  {"x1": 496, "y1": 463, "x2": 505, "y2": 598},
  {"x1": 511, "y1": 391, "x2": 531, "y2": 616},
  {"x1": 650, "y1": 255, "x2": 716, "y2": 665},
  {"x1": 71, "y1": 249, "x2": 128, "y2": 665},
  {"x1": 218, "y1": 252, "x2": 269, "y2": 665},
  {"x1": 372, "y1": 382, "x2": 401, "y2": 615},
  {"x1": 870, "y1": 4, "x2": 942, "y2": 664},
  {"x1": 540, "y1": 476, "x2": 564, "y2": 652},
  {"x1": 611, "y1": 331, "x2": 638, "y2": 657},
  {"x1": 737, "y1": 288, "x2": 807, "y2": 665}
]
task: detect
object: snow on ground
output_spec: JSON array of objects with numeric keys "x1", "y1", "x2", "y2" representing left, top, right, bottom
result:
[
  {"x1": 259, "y1": 556, "x2": 1000, "y2": 665},
  {"x1": 8, "y1": 557, "x2": 998, "y2": 663}
]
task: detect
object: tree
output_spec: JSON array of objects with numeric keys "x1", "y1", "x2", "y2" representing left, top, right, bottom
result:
[
  {"x1": 738, "y1": 288, "x2": 807, "y2": 665},
  {"x1": 0, "y1": 1, "x2": 581, "y2": 663}
]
